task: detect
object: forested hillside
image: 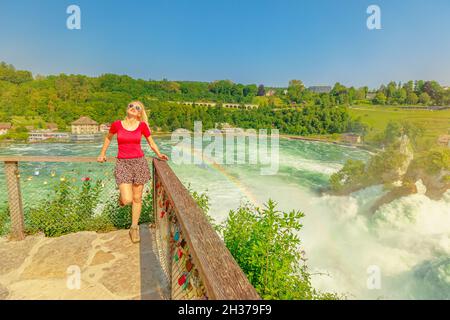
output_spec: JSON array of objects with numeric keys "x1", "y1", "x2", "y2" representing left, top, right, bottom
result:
[{"x1": 1, "y1": 62, "x2": 448, "y2": 135}]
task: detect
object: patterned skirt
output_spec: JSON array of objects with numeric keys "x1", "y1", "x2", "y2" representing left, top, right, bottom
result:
[{"x1": 114, "y1": 156, "x2": 151, "y2": 185}]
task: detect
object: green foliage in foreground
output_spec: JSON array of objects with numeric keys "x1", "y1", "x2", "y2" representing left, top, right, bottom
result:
[
  {"x1": 25, "y1": 179, "x2": 153, "y2": 237},
  {"x1": 0, "y1": 208, "x2": 9, "y2": 236},
  {"x1": 222, "y1": 200, "x2": 340, "y2": 300},
  {"x1": 191, "y1": 188, "x2": 340, "y2": 300}
]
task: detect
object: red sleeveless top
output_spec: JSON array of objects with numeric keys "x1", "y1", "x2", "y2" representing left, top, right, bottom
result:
[{"x1": 109, "y1": 120, "x2": 151, "y2": 159}]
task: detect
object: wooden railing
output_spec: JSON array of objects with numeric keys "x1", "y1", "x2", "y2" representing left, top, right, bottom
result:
[
  {"x1": 0, "y1": 156, "x2": 260, "y2": 300},
  {"x1": 152, "y1": 158, "x2": 260, "y2": 300}
]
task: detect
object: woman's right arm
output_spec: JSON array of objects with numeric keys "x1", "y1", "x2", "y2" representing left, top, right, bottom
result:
[{"x1": 97, "y1": 132, "x2": 114, "y2": 162}]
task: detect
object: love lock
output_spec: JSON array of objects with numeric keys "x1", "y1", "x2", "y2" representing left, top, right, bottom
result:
[{"x1": 186, "y1": 259, "x2": 193, "y2": 272}]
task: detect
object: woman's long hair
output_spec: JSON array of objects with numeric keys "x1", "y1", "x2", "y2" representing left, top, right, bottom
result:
[{"x1": 127, "y1": 100, "x2": 149, "y2": 125}]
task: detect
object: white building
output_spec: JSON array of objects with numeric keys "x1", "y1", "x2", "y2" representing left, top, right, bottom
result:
[{"x1": 71, "y1": 116, "x2": 99, "y2": 134}]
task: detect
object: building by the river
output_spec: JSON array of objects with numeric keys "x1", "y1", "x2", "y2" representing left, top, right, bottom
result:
[
  {"x1": 71, "y1": 116, "x2": 99, "y2": 134},
  {"x1": 71, "y1": 116, "x2": 102, "y2": 141}
]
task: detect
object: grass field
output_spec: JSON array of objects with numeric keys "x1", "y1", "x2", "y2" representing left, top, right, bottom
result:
[
  {"x1": 349, "y1": 105, "x2": 450, "y2": 143},
  {"x1": 10, "y1": 116, "x2": 46, "y2": 128}
]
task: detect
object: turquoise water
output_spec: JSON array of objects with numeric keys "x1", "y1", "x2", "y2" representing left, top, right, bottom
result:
[{"x1": 0, "y1": 137, "x2": 448, "y2": 299}]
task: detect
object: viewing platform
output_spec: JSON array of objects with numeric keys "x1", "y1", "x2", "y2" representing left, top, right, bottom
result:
[
  {"x1": 0, "y1": 226, "x2": 167, "y2": 299},
  {"x1": 0, "y1": 156, "x2": 260, "y2": 300}
]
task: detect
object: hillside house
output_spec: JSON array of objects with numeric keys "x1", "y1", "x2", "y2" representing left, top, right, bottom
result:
[{"x1": 71, "y1": 116, "x2": 99, "y2": 134}]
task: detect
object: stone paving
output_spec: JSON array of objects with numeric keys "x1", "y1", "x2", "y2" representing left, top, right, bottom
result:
[{"x1": 0, "y1": 224, "x2": 169, "y2": 300}]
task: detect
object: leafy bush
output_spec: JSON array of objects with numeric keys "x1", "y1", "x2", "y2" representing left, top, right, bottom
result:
[
  {"x1": 221, "y1": 200, "x2": 339, "y2": 300},
  {"x1": 413, "y1": 147, "x2": 450, "y2": 174},
  {"x1": 190, "y1": 188, "x2": 340, "y2": 299},
  {"x1": 0, "y1": 207, "x2": 9, "y2": 236},
  {"x1": 26, "y1": 179, "x2": 109, "y2": 237},
  {"x1": 25, "y1": 179, "x2": 153, "y2": 237},
  {"x1": 330, "y1": 159, "x2": 366, "y2": 192}
]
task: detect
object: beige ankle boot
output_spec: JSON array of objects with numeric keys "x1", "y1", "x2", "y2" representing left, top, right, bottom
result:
[{"x1": 129, "y1": 225, "x2": 140, "y2": 243}]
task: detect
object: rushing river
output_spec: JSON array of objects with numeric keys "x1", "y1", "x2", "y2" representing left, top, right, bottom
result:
[{"x1": 0, "y1": 137, "x2": 449, "y2": 299}]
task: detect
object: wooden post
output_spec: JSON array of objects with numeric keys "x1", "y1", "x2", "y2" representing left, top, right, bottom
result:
[{"x1": 4, "y1": 161, "x2": 25, "y2": 240}]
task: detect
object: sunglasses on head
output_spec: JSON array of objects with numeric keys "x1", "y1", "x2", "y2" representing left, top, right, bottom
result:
[{"x1": 128, "y1": 104, "x2": 142, "y2": 111}]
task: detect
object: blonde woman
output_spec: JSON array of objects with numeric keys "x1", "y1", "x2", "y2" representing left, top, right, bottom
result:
[{"x1": 97, "y1": 101, "x2": 168, "y2": 243}]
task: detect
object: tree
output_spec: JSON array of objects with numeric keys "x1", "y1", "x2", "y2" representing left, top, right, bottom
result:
[
  {"x1": 257, "y1": 84, "x2": 265, "y2": 96},
  {"x1": 422, "y1": 81, "x2": 443, "y2": 104},
  {"x1": 394, "y1": 88, "x2": 407, "y2": 104},
  {"x1": 329, "y1": 159, "x2": 366, "y2": 192},
  {"x1": 384, "y1": 121, "x2": 403, "y2": 144},
  {"x1": 373, "y1": 92, "x2": 387, "y2": 105},
  {"x1": 403, "y1": 81, "x2": 414, "y2": 94},
  {"x1": 287, "y1": 80, "x2": 305, "y2": 103},
  {"x1": 406, "y1": 92, "x2": 419, "y2": 105},
  {"x1": 419, "y1": 92, "x2": 431, "y2": 105},
  {"x1": 331, "y1": 82, "x2": 349, "y2": 105},
  {"x1": 386, "y1": 81, "x2": 397, "y2": 99}
]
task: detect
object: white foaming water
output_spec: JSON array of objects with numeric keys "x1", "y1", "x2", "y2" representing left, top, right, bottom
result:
[
  {"x1": 302, "y1": 188, "x2": 450, "y2": 299},
  {"x1": 283, "y1": 155, "x2": 343, "y2": 176}
]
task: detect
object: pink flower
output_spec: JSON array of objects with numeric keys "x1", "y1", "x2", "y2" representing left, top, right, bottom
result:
[{"x1": 82, "y1": 177, "x2": 91, "y2": 181}]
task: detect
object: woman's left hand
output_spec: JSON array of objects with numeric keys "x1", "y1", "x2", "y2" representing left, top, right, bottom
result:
[{"x1": 158, "y1": 153, "x2": 169, "y2": 161}]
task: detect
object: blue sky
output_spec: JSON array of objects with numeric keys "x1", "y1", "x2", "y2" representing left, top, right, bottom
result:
[{"x1": 1, "y1": 0, "x2": 450, "y2": 88}]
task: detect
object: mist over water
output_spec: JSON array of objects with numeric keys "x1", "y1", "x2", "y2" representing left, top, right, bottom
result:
[{"x1": 0, "y1": 137, "x2": 448, "y2": 299}]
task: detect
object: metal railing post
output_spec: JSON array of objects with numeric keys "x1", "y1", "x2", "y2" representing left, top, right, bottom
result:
[{"x1": 4, "y1": 161, "x2": 25, "y2": 240}]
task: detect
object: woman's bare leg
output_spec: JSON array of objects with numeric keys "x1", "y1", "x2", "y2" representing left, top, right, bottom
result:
[
  {"x1": 119, "y1": 183, "x2": 133, "y2": 205},
  {"x1": 131, "y1": 184, "x2": 144, "y2": 226}
]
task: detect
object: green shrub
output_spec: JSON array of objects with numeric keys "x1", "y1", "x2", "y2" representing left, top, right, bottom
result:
[
  {"x1": 330, "y1": 159, "x2": 366, "y2": 192},
  {"x1": 189, "y1": 188, "x2": 340, "y2": 300},
  {"x1": 221, "y1": 200, "x2": 339, "y2": 300},
  {"x1": 24, "y1": 178, "x2": 154, "y2": 237},
  {"x1": 415, "y1": 147, "x2": 450, "y2": 174},
  {"x1": 0, "y1": 208, "x2": 9, "y2": 236},
  {"x1": 26, "y1": 179, "x2": 107, "y2": 237}
]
